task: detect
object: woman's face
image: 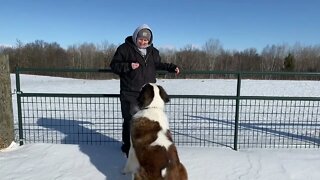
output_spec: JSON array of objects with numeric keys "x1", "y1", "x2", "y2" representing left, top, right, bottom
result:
[{"x1": 136, "y1": 38, "x2": 149, "y2": 49}]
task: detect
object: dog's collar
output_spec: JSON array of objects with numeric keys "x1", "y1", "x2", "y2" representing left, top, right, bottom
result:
[{"x1": 141, "y1": 106, "x2": 162, "y2": 110}]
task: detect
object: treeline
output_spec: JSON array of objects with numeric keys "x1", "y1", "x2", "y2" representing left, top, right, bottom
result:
[{"x1": 1, "y1": 39, "x2": 319, "y2": 79}]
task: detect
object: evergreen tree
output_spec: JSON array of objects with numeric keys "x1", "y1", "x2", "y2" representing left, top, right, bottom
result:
[{"x1": 283, "y1": 53, "x2": 295, "y2": 71}]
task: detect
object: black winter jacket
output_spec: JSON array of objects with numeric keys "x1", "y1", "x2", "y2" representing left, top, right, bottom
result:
[{"x1": 110, "y1": 36, "x2": 177, "y2": 93}]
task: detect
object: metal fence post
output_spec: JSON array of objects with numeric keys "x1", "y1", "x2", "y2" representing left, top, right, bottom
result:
[
  {"x1": 233, "y1": 72, "x2": 241, "y2": 150},
  {"x1": 15, "y1": 68, "x2": 24, "y2": 145}
]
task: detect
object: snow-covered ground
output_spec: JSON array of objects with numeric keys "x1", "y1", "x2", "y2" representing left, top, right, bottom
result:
[
  {"x1": 1, "y1": 74, "x2": 320, "y2": 180},
  {"x1": 2, "y1": 142, "x2": 320, "y2": 180}
]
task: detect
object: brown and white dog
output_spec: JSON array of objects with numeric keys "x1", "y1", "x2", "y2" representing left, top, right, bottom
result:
[{"x1": 123, "y1": 83, "x2": 188, "y2": 180}]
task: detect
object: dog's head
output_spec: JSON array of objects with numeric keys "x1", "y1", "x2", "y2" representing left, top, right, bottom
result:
[{"x1": 137, "y1": 83, "x2": 169, "y2": 109}]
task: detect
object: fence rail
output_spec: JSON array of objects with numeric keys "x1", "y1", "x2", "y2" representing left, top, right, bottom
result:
[{"x1": 15, "y1": 68, "x2": 320, "y2": 150}]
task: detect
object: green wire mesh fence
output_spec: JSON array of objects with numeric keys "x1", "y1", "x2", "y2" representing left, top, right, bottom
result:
[{"x1": 15, "y1": 68, "x2": 320, "y2": 150}]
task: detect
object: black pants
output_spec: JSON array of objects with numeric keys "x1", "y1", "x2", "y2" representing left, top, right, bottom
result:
[{"x1": 120, "y1": 91, "x2": 139, "y2": 149}]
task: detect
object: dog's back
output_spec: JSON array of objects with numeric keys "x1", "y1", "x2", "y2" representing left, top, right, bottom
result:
[{"x1": 131, "y1": 117, "x2": 187, "y2": 180}]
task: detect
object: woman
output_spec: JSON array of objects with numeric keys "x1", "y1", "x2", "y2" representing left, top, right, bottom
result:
[{"x1": 110, "y1": 24, "x2": 179, "y2": 156}]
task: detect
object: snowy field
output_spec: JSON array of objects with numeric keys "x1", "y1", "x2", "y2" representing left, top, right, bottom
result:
[{"x1": 1, "y1": 74, "x2": 320, "y2": 180}]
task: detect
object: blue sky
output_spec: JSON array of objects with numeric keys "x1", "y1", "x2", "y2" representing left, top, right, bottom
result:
[{"x1": 1, "y1": 0, "x2": 319, "y2": 52}]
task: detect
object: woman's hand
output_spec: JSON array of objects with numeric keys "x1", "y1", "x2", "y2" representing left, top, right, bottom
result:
[
  {"x1": 131, "y1": 62, "x2": 140, "y2": 70},
  {"x1": 175, "y1": 67, "x2": 180, "y2": 74}
]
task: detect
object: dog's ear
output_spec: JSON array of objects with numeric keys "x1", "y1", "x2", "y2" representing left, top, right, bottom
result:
[
  {"x1": 157, "y1": 85, "x2": 170, "y2": 103},
  {"x1": 137, "y1": 84, "x2": 154, "y2": 108}
]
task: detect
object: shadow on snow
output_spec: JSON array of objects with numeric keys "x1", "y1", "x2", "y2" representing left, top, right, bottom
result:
[
  {"x1": 37, "y1": 118, "x2": 130, "y2": 180},
  {"x1": 189, "y1": 115, "x2": 320, "y2": 146}
]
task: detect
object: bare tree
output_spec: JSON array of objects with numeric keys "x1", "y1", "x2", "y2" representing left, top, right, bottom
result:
[
  {"x1": 202, "y1": 39, "x2": 223, "y2": 70},
  {"x1": 261, "y1": 44, "x2": 288, "y2": 71}
]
